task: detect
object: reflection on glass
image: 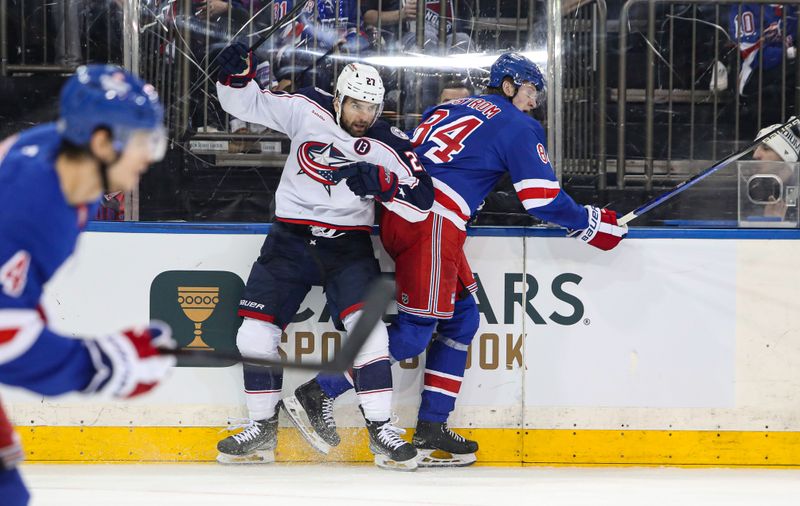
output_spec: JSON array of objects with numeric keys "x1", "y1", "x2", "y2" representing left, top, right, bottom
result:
[{"x1": 4, "y1": 2, "x2": 796, "y2": 227}]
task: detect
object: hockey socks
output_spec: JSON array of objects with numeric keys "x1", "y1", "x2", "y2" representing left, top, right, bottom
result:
[
  {"x1": 316, "y1": 370, "x2": 353, "y2": 399},
  {"x1": 237, "y1": 318, "x2": 284, "y2": 420},
  {"x1": 243, "y1": 363, "x2": 283, "y2": 421},
  {"x1": 315, "y1": 311, "x2": 437, "y2": 398},
  {"x1": 353, "y1": 357, "x2": 393, "y2": 421},
  {"x1": 418, "y1": 297, "x2": 479, "y2": 423}
]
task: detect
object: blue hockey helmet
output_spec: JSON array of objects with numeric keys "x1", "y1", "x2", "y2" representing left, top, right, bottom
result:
[
  {"x1": 488, "y1": 52, "x2": 545, "y2": 91},
  {"x1": 58, "y1": 64, "x2": 166, "y2": 160}
]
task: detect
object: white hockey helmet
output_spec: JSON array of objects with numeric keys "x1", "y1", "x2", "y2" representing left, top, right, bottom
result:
[
  {"x1": 334, "y1": 63, "x2": 385, "y2": 128},
  {"x1": 756, "y1": 123, "x2": 800, "y2": 162}
]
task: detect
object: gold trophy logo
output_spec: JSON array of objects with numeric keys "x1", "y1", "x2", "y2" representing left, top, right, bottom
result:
[{"x1": 177, "y1": 286, "x2": 220, "y2": 350}]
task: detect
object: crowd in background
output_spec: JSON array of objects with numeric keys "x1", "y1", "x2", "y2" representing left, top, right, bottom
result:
[{"x1": 1, "y1": 1, "x2": 798, "y2": 223}]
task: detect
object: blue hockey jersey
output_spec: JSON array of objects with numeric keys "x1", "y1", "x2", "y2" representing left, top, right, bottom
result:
[
  {"x1": 409, "y1": 94, "x2": 589, "y2": 231},
  {"x1": 0, "y1": 124, "x2": 99, "y2": 396},
  {"x1": 730, "y1": 4, "x2": 798, "y2": 93}
]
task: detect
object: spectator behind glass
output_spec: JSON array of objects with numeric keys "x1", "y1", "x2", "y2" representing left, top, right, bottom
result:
[
  {"x1": 189, "y1": 1, "x2": 273, "y2": 132},
  {"x1": 273, "y1": 0, "x2": 370, "y2": 93},
  {"x1": 751, "y1": 123, "x2": 800, "y2": 219},
  {"x1": 95, "y1": 192, "x2": 125, "y2": 221},
  {"x1": 438, "y1": 79, "x2": 474, "y2": 103},
  {"x1": 753, "y1": 124, "x2": 800, "y2": 163},
  {"x1": 383, "y1": 0, "x2": 475, "y2": 128},
  {"x1": 362, "y1": 0, "x2": 418, "y2": 44},
  {"x1": 730, "y1": 4, "x2": 798, "y2": 136}
]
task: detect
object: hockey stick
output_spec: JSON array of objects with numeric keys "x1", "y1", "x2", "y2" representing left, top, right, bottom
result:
[
  {"x1": 248, "y1": 0, "x2": 310, "y2": 52},
  {"x1": 162, "y1": 278, "x2": 394, "y2": 372},
  {"x1": 617, "y1": 116, "x2": 800, "y2": 226},
  {"x1": 184, "y1": 0, "x2": 310, "y2": 97}
]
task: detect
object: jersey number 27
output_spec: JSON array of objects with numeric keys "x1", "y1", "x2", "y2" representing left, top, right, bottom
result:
[{"x1": 410, "y1": 110, "x2": 483, "y2": 164}]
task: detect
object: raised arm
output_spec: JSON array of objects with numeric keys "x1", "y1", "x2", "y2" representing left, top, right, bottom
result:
[{"x1": 215, "y1": 43, "x2": 304, "y2": 135}]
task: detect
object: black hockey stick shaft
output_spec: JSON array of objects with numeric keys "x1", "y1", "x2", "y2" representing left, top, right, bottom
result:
[
  {"x1": 617, "y1": 116, "x2": 800, "y2": 226},
  {"x1": 162, "y1": 278, "x2": 394, "y2": 372},
  {"x1": 248, "y1": 0, "x2": 310, "y2": 52},
  {"x1": 293, "y1": 42, "x2": 341, "y2": 87},
  {"x1": 185, "y1": 0, "x2": 309, "y2": 97}
]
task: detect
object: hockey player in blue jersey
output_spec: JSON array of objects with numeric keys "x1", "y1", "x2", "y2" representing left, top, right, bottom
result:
[
  {"x1": 0, "y1": 65, "x2": 175, "y2": 505},
  {"x1": 303, "y1": 52, "x2": 627, "y2": 467}
]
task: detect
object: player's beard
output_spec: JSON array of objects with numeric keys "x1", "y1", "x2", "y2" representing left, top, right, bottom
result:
[{"x1": 342, "y1": 116, "x2": 371, "y2": 137}]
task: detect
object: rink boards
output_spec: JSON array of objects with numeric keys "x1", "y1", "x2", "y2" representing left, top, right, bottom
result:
[{"x1": 4, "y1": 224, "x2": 800, "y2": 465}]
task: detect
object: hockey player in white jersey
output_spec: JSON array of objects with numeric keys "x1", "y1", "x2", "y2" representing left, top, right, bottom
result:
[{"x1": 213, "y1": 43, "x2": 434, "y2": 470}]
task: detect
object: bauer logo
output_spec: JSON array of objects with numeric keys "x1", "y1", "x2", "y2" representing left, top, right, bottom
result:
[{"x1": 150, "y1": 270, "x2": 245, "y2": 367}]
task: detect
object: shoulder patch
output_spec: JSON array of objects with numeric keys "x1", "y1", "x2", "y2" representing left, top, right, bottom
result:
[
  {"x1": 536, "y1": 143, "x2": 549, "y2": 164},
  {"x1": 391, "y1": 126, "x2": 409, "y2": 140},
  {"x1": 354, "y1": 138, "x2": 371, "y2": 155}
]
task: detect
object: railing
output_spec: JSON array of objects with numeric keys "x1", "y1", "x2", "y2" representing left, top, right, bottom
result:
[
  {"x1": 616, "y1": 0, "x2": 800, "y2": 191},
  {"x1": 0, "y1": 0, "x2": 122, "y2": 75},
  {"x1": 561, "y1": 0, "x2": 607, "y2": 188}
]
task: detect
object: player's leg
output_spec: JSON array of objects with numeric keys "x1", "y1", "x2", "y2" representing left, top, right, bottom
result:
[
  {"x1": 0, "y1": 469, "x2": 29, "y2": 506},
  {"x1": 343, "y1": 306, "x2": 417, "y2": 471},
  {"x1": 314, "y1": 212, "x2": 438, "y2": 399},
  {"x1": 281, "y1": 230, "x2": 375, "y2": 454},
  {"x1": 217, "y1": 226, "x2": 314, "y2": 464},
  {"x1": 383, "y1": 210, "x2": 441, "y2": 362},
  {"x1": 408, "y1": 217, "x2": 480, "y2": 466},
  {"x1": 314, "y1": 311, "x2": 437, "y2": 399},
  {"x1": 0, "y1": 403, "x2": 28, "y2": 506},
  {"x1": 413, "y1": 293, "x2": 480, "y2": 467},
  {"x1": 287, "y1": 230, "x2": 417, "y2": 469}
]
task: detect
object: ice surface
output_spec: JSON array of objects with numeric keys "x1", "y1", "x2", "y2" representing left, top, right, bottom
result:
[{"x1": 21, "y1": 463, "x2": 800, "y2": 506}]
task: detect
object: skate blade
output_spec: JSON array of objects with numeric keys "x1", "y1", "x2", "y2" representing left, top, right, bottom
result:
[
  {"x1": 216, "y1": 449, "x2": 275, "y2": 465},
  {"x1": 281, "y1": 395, "x2": 332, "y2": 455},
  {"x1": 374, "y1": 454, "x2": 418, "y2": 472},
  {"x1": 415, "y1": 449, "x2": 477, "y2": 468}
]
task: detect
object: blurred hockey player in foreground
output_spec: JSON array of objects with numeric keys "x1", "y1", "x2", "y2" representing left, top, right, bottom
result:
[
  {"x1": 0, "y1": 65, "x2": 176, "y2": 505},
  {"x1": 310, "y1": 52, "x2": 627, "y2": 467},
  {"x1": 213, "y1": 43, "x2": 433, "y2": 470}
]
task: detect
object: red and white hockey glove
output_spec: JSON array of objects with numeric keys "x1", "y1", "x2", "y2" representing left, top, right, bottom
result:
[
  {"x1": 333, "y1": 162, "x2": 399, "y2": 202},
  {"x1": 574, "y1": 205, "x2": 627, "y2": 251},
  {"x1": 0, "y1": 402, "x2": 23, "y2": 470},
  {"x1": 83, "y1": 321, "x2": 176, "y2": 399},
  {"x1": 216, "y1": 42, "x2": 257, "y2": 88}
]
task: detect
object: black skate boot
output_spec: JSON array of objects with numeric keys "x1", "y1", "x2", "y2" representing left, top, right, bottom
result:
[
  {"x1": 216, "y1": 413, "x2": 278, "y2": 464},
  {"x1": 282, "y1": 379, "x2": 340, "y2": 454},
  {"x1": 364, "y1": 414, "x2": 418, "y2": 472},
  {"x1": 412, "y1": 420, "x2": 478, "y2": 467}
]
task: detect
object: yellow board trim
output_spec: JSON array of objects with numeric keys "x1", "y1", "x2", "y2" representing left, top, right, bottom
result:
[{"x1": 16, "y1": 427, "x2": 800, "y2": 466}]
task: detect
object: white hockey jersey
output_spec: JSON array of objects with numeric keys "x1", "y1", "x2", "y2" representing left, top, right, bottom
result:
[{"x1": 217, "y1": 81, "x2": 433, "y2": 229}]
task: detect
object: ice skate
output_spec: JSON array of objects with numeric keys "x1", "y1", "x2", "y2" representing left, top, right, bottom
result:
[
  {"x1": 282, "y1": 379, "x2": 340, "y2": 454},
  {"x1": 412, "y1": 421, "x2": 478, "y2": 467},
  {"x1": 216, "y1": 414, "x2": 278, "y2": 464},
  {"x1": 364, "y1": 415, "x2": 418, "y2": 471}
]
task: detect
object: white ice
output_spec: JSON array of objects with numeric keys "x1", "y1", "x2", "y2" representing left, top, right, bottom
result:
[{"x1": 22, "y1": 463, "x2": 800, "y2": 506}]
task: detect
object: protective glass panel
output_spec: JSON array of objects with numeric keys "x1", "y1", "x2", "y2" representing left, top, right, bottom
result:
[{"x1": 0, "y1": 1, "x2": 796, "y2": 226}]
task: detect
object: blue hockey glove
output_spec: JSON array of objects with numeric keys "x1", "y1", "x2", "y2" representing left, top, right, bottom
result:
[
  {"x1": 334, "y1": 162, "x2": 399, "y2": 202},
  {"x1": 217, "y1": 42, "x2": 257, "y2": 88}
]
